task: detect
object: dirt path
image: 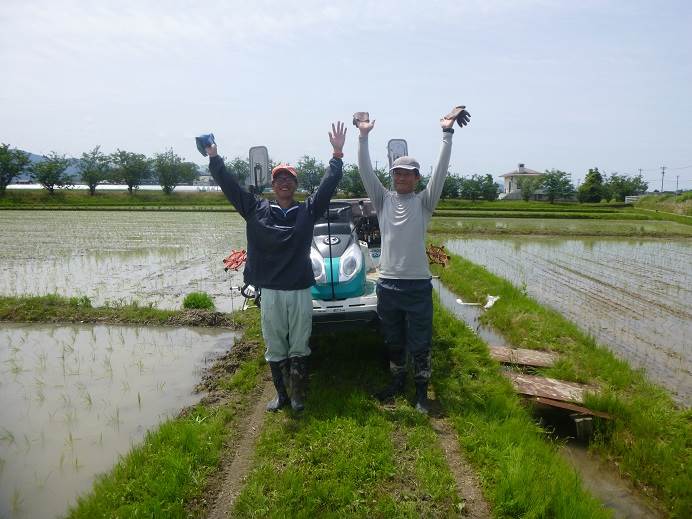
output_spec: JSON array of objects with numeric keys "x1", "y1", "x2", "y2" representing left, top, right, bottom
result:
[
  {"x1": 206, "y1": 379, "x2": 273, "y2": 519},
  {"x1": 430, "y1": 417, "x2": 491, "y2": 518}
]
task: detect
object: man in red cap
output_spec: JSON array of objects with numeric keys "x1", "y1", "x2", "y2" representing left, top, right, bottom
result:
[{"x1": 206, "y1": 122, "x2": 346, "y2": 412}]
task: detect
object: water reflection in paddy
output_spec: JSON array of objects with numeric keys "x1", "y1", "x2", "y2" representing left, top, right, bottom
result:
[
  {"x1": 0, "y1": 211, "x2": 248, "y2": 312},
  {"x1": 0, "y1": 323, "x2": 236, "y2": 519},
  {"x1": 445, "y1": 237, "x2": 692, "y2": 406}
]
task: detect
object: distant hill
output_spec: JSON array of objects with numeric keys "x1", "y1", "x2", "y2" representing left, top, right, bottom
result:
[{"x1": 13, "y1": 150, "x2": 81, "y2": 183}]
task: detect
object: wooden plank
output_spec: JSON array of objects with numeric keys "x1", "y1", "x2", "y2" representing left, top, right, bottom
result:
[
  {"x1": 530, "y1": 396, "x2": 612, "y2": 420},
  {"x1": 504, "y1": 372, "x2": 598, "y2": 404},
  {"x1": 489, "y1": 346, "x2": 558, "y2": 367}
]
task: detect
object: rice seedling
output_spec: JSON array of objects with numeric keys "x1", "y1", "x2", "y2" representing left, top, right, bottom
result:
[
  {"x1": 61, "y1": 393, "x2": 73, "y2": 409},
  {"x1": 23, "y1": 433, "x2": 33, "y2": 454},
  {"x1": 11, "y1": 488, "x2": 23, "y2": 515},
  {"x1": 34, "y1": 469, "x2": 52, "y2": 490},
  {"x1": 0, "y1": 427, "x2": 16, "y2": 446},
  {"x1": 65, "y1": 431, "x2": 76, "y2": 450},
  {"x1": 106, "y1": 407, "x2": 121, "y2": 430},
  {"x1": 35, "y1": 378, "x2": 46, "y2": 404},
  {"x1": 65, "y1": 407, "x2": 79, "y2": 426},
  {"x1": 7, "y1": 357, "x2": 25, "y2": 376}
]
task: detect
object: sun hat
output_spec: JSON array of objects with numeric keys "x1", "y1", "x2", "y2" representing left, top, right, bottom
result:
[
  {"x1": 271, "y1": 164, "x2": 298, "y2": 179},
  {"x1": 389, "y1": 156, "x2": 420, "y2": 173}
]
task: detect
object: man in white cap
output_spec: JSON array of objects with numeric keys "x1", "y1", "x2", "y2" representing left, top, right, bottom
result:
[
  {"x1": 206, "y1": 122, "x2": 347, "y2": 412},
  {"x1": 356, "y1": 110, "x2": 469, "y2": 413}
]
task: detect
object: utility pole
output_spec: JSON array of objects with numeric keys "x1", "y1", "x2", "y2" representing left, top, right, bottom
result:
[
  {"x1": 676, "y1": 175, "x2": 679, "y2": 192},
  {"x1": 638, "y1": 168, "x2": 643, "y2": 177},
  {"x1": 660, "y1": 165, "x2": 666, "y2": 192}
]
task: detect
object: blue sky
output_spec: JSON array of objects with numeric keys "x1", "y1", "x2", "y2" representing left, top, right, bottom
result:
[{"x1": 1, "y1": 0, "x2": 691, "y2": 189}]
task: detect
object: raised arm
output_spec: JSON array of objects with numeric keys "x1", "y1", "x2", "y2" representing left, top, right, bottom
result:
[
  {"x1": 356, "y1": 118, "x2": 386, "y2": 211},
  {"x1": 308, "y1": 121, "x2": 346, "y2": 220},
  {"x1": 420, "y1": 108, "x2": 469, "y2": 211},
  {"x1": 206, "y1": 144, "x2": 257, "y2": 218}
]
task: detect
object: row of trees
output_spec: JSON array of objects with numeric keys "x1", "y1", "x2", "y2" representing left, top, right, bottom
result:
[
  {"x1": 1, "y1": 143, "x2": 648, "y2": 202},
  {"x1": 578, "y1": 168, "x2": 647, "y2": 202},
  {"x1": 516, "y1": 170, "x2": 575, "y2": 203},
  {"x1": 1, "y1": 143, "x2": 199, "y2": 195},
  {"x1": 295, "y1": 156, "x2": 499, "y2": 200},
  {"x1": 517, "y1": 168, "x2": 648, "y2": 204}
]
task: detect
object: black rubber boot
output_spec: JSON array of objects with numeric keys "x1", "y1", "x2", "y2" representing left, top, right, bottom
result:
[
  {"x1": 375, "y1": 372, "x2": 406, "y2": 402},
  {"x1": 414, "y1": 382, "x2": 430, "y2": 415},
  {"x1": 289, "y1": 356, "x2": 308, "y2": 412},
  {"x1": 266, "y1": 360, "x2": 290, "y2": 412}
]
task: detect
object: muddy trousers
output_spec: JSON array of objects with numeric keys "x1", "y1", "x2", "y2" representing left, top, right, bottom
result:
[
  {"x1": 261, "y1": 288, "x2": 312, "y2": 411},
  {"x1": 376, "y1": 279, "x2": 433, "y2": 384},
  {"x1": 260, "y1": 287, "x2": 312, "y2": 362}
]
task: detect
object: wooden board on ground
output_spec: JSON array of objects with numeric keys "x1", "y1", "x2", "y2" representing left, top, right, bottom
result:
[
  {"x1": 504, "y1": 372, "x2": 597, "y2": 404},
  {"x1": 490, "y1": 346, "x2": 558, "y2": 367},
  {"x1": 531, "y1": 396, "x2": 612, "y2": 419}
]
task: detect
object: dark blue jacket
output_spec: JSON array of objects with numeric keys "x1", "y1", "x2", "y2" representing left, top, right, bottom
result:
[{"x1": 209, "y1": 156, "x2": 342, "y2": 290}]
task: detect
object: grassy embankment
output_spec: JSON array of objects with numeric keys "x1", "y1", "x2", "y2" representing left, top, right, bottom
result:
[
  {"x1": 0, "y1": 294, "x2": 265, "y2": 517},
  {"x1": 635, "y1": 192, "x2": 692, "y2": 216},
  {"x1": 0, "y1": 189, "x2": 238, "y2": 211},
  {"x1": 0, "y1": 294, "x2": 236, "y2": 326},
  {"x1": 431, "y1": 254, "x2": 692, "y2": 518},
  {"x1": 2, "y1": 294, "x2": 610, "y2": 517},
  {"x1": 429, "y1": 216, "x2": 692, "y2": 237}
]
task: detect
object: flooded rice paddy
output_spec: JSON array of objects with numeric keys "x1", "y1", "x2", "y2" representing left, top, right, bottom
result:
[
  {"x1": 445, "y1": 237, "x2": 692, "y2": 406},
  {"x1": 0, "y1": 323, "x2": 236, "y2": 519},
  {"x1": 0, "y1": 211, "x2": 248, "y2": 312},
  {"x1": 431, "y1": 216, "x2": 692, "y2": 236}
]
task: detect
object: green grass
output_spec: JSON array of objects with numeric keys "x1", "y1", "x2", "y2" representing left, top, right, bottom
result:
[
  {"x1": 631, "y1": 207, "x2": 692, "y2": 226},
  {"x1": 433, "y1": 210, "x2": 650, "y2": 220},
  {"x1": 68, "y1": 404, "x2": 234, "y2": 518},
  {"x1": 219, "y1": 356, "x2": 264, "y2": 394},
  {"x1": 431, "y1": 303, "x2": 610, "y2": 518},
  {"x1": 432, "y1": 254, "x2": 692, "y2": 517},
  {"x1": 436, "y1": 200, "x2": 629, "y2": 211},
  {"x1": 636, "y1": 193, "x2": 692, "y2": 216},
  {"x1": 428, "y1": 216, "x2": 692, "y2": 237},
  {"x1": 183, "y1": 291, "x2": 215, "y2": 310},
  {"x1": 0, "y1": 189, "x2": 232, "y2": 207},
  {"x1": 233, "y1": 333, "x2": 464, "y2": 517},
  {"x1": 0, "y1": 189, "x2": 309, "y2": 210},
  {"x1": 0, "y1": 294, "x2": 239, "y2": 327},
  {"x1": 233, "y1": 326, "x2": 609, "y2": 518}
]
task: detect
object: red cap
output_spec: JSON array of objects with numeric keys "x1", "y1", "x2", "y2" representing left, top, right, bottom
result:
[{"x1": 271, "y1": 164, "x2": 298, "y2": 179}]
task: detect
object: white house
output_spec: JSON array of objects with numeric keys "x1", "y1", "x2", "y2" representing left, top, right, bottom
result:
[{"x1": 499, "y1": 163, "x2": 544, "y2": 195}]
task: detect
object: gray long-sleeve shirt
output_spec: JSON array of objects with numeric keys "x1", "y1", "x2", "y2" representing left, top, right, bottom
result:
[{"x1": 358, "y1": 132, "x2": 453, "y2": 279}]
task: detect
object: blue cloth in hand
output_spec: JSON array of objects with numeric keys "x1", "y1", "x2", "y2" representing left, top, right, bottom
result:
[{"x1": 195, "y1": 133, "x2": 216, "y2": 156}]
